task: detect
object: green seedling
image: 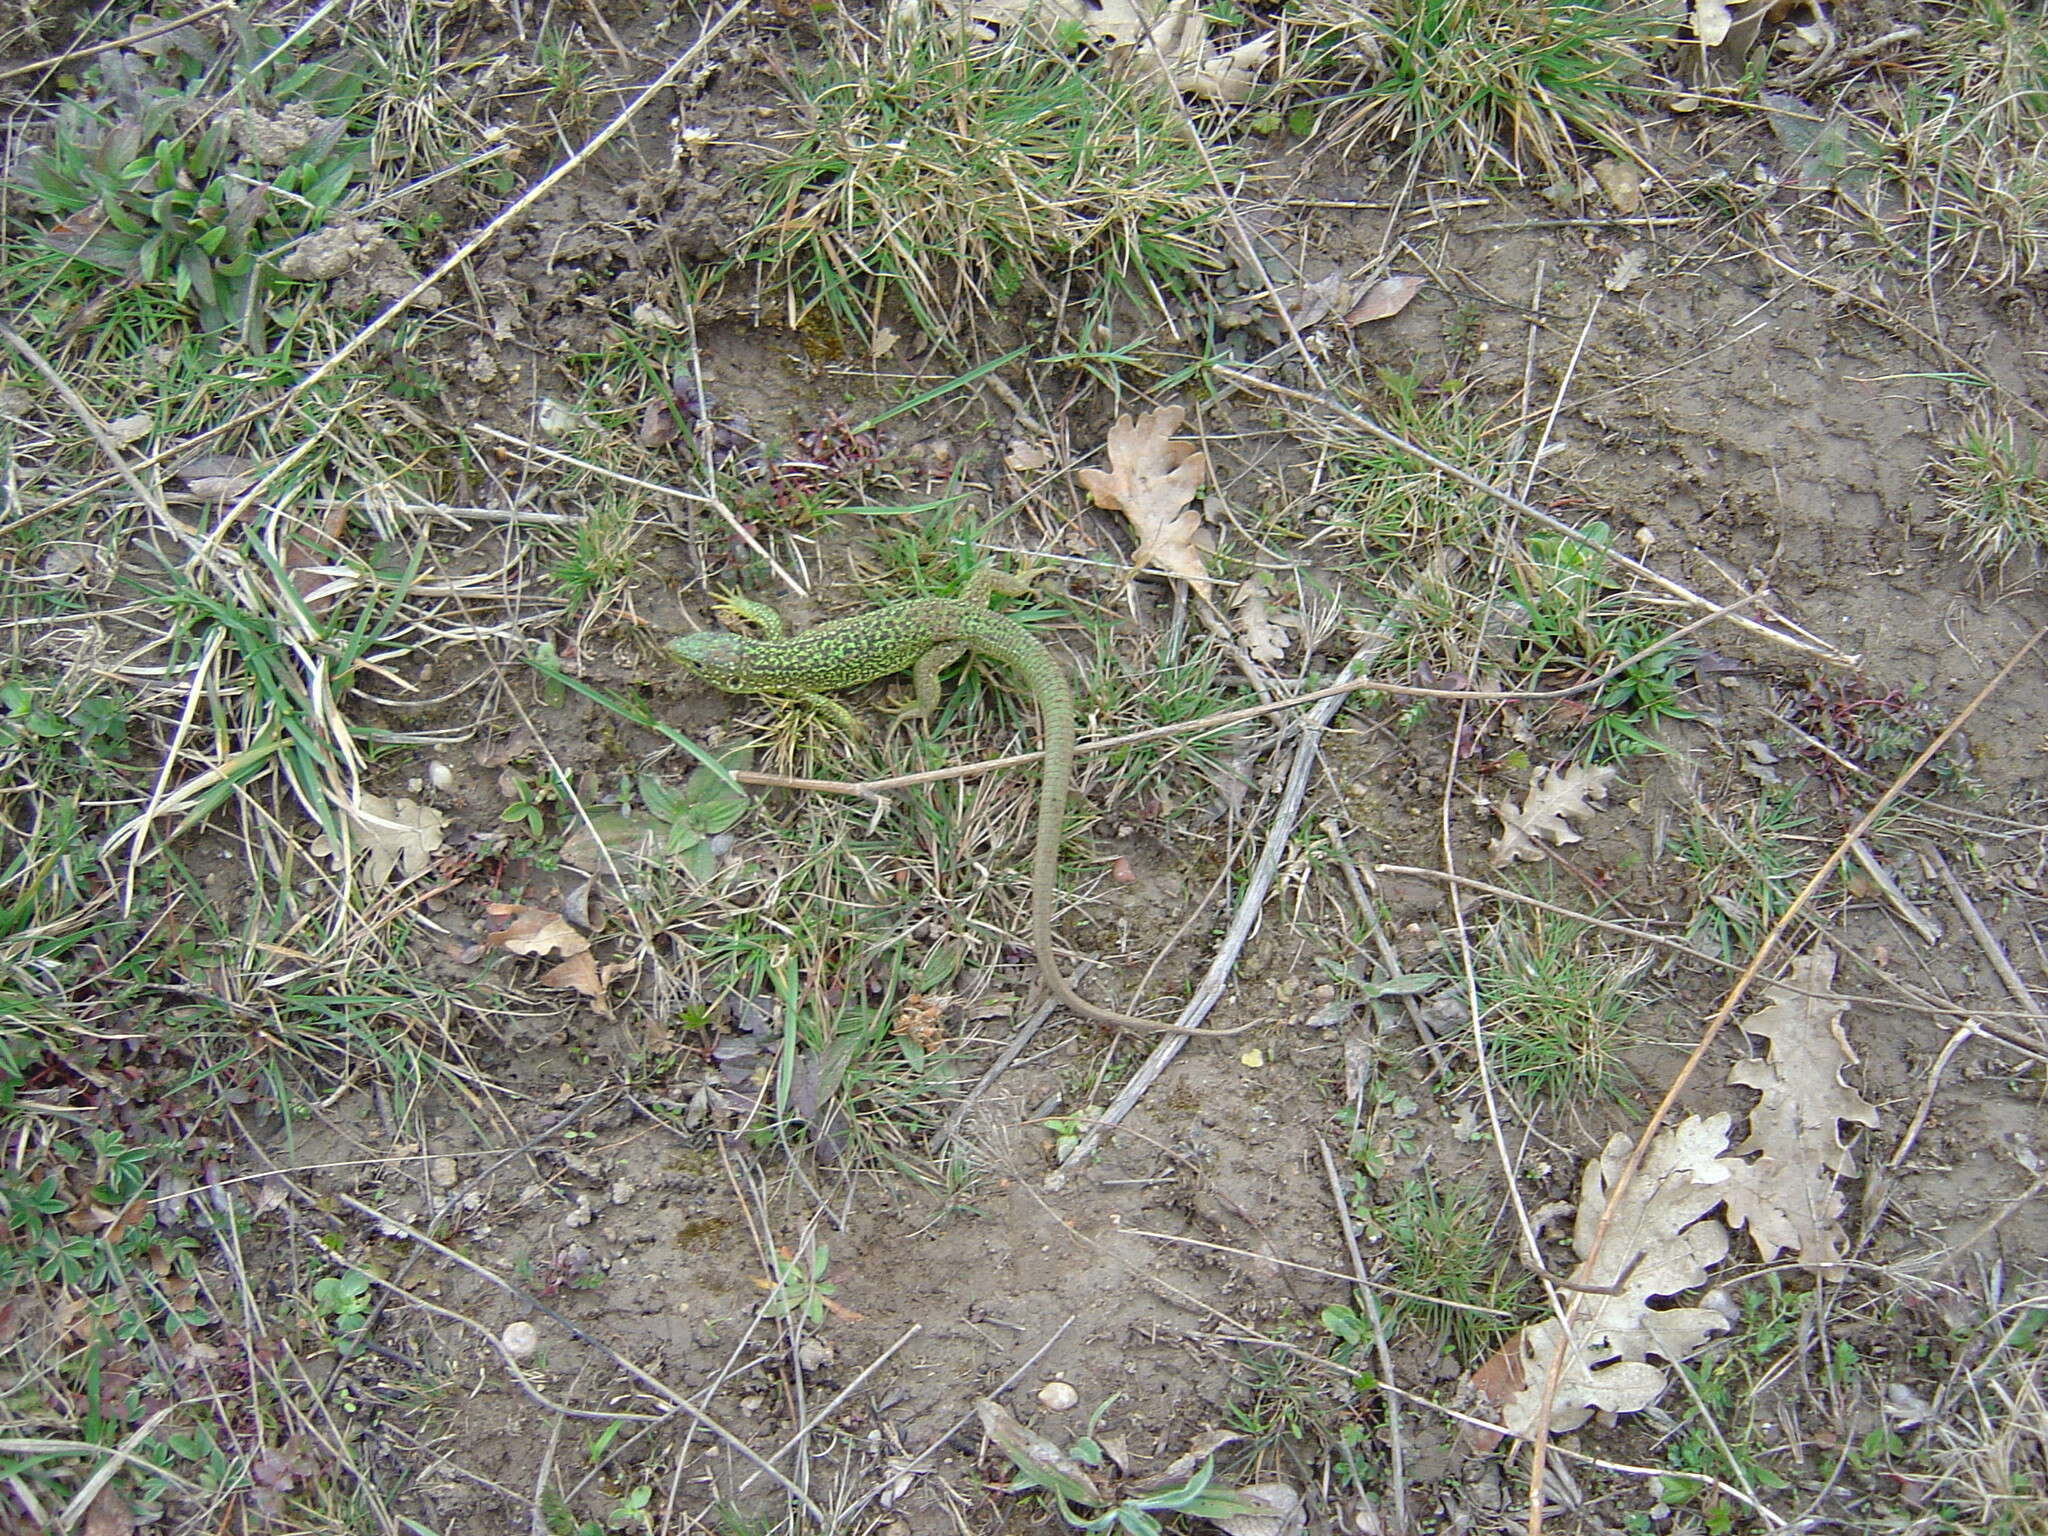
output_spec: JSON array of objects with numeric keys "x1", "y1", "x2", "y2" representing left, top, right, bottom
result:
[
  {"x1": 310, "y1": 1269, "x2": 374, "y2": 1356},
  {"x1": 1511, "y1": 521, "x2": 1698, "y2": 759},
  {"x1": 637, "y1": 754, "x2": 753, "y2": 881},
  {"x1": 501, "y1": 771, "x2": 561, "y2": 841},
  {"x1": 978, "y1": 1398, "x2": 1275, "y2": 1536},
  {"x1": 760, "y1": 1242, "x2": 836, "y2": 1327}
]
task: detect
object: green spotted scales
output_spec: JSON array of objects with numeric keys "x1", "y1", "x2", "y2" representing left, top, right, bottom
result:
[{"x1": 668, "y1": 569, "x2": 1245, "y2": 1037}]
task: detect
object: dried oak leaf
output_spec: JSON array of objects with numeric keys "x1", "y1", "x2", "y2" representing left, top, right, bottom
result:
[
  {"x1": 1075, "y1": 405, "x2": 1212, "y2": 592},
  {"x1": 1480, "y1": 1114, "x2": 1738, "y2": 1438},
  {"x1": 1109, "y1": 2, "x2": 1276, "y2": 104},
  {"x1": 1230, "y1": 576, "x2": 1292, "y2": 664},
  {"x1": 1488, "y1": 762, "x2": 1616, "y2": 865},
  {"x1": 930, "y1": 0, "x2": 1274, "y2": 102},
  {"x1": 483, "y1": 902, "x2": 587, "y2": 960},
  {"x1": 309, "y1": 793, "x2": 447, "y2": 885},
  {"x1": 1721, "y1": 945, "x2": 1878, "y2": 1273}
]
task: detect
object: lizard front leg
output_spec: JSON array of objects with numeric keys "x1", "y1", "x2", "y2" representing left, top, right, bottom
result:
[{"x1": 710, "y1": 593, "x2": 788, "y2": 639}]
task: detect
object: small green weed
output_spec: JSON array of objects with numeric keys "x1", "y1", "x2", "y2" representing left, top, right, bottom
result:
[
  {"x1": 981, "y1": 1396, "x2": 1274, "y2": 1536},
  {"x1": 1475, "y1": 916, "x2": 1643, "y2": 1101},
  {"x1": 634, "y1": 757, "x2": 753, "y2": 881},
  {"x1": 309, "y1": 1269, "x2": 374, "y2": 1356},
  {"x1": 501, "y1": 770, "x2": 564, "y2": 843},
  {"x1": 9, "y1": 25, "x2": 375, "y2": 349},
  {"x1": 554, "y1": 499, "x2": 647, "y2": 613},
  {"x1": 1343, "y1": 1178, "x2": 1531, "y2": 1360},
  {"x1": 761, "y1": 1242, "x2": 837, "y2": 1327},
  {"x1": 748, "y1": 21, "x2": 1233, "y2": 336},
  {"x1": 1509, "y1": 520, "x2": 1698, "y2": 759}
]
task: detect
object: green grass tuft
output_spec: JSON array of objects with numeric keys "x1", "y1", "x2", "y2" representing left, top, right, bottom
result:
[{"x1": 747, "y1": 20, "x2": 1236, "y2": 336}]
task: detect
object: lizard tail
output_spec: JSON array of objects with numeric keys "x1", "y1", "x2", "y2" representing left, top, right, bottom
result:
[{"x1": 1028, "y1": 664, "x2": 1255, "y2": 1040}]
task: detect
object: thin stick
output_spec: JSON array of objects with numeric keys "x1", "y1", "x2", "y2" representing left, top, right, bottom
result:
[
  {"x1": 735, "y1": 1324, "x2": 925, "y2": 1490},
  {"x1": 1045, "y1": 644, "x2": 1362, "y2": 1186},
  {"x1": 1318, "y1": 1138, "x2": 1408, "y2": 1533},
  {"x1": 1522, "y1": 624, "x2": 2047, "y2": 1536},
  {"x1": 831, "y1": 1318, "x2": 1077, "y2": 1528},
  {"x1": 1376, "y1": 861, "x2": 2048, "y2": 1050},
  {"x1": 1848, "y1": 837, "x2": 1943, "y2": 945},
  {"x1": 0, "y1": 322, "x2": 202, "y2": 550},
  {"x1": 0, "y1": 1, "x2": 235, "y2": 81},
  {"x1": 1925, "y1": 846, "x2": 2045, "y2": 1027}
]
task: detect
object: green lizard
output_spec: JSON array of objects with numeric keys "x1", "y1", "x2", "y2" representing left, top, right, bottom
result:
[{"x1": 668, "y1": 569, "x2": 1250, "y2": 1037}]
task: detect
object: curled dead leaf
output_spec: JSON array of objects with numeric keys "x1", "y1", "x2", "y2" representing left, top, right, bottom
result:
[
  {"x1": 1691, "y1": 0, "x2": 1734, "y2": 47},
  {"x1": 481, "y1": 902, "x2": 588, "y2": 960},
  {"x1": 1591, "y1": 158, "x2": 1643, "y2": 214},
  {"x1": 1004, "y1": 439, "x2": 1052, "y2": 473},
  {"x1": 1230, "y1": 576, "x2": 1293, "y2": 664}
]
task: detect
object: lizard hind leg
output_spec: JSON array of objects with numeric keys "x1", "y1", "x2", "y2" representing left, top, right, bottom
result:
[
  {"x1": 895, "y1": 642, "x2": 967, "y2": 722},
  {"x1": 963, "y1": 566, "x2": 1053, "y2": 608}
]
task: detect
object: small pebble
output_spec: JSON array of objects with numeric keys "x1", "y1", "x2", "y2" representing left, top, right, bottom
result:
[
  {"x1": 1037, "y1": 1380, "x2": 1079, "y2": 1411},
  {"x1": 501, "y1": 1321, "x2": 538, "y2": 1360}
]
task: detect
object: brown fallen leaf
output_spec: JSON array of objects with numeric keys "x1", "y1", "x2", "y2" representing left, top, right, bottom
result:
[
  {"x1": 1111, "y1": 2, "x2": 1275, "y2": 104},
  {"x1": 1721, "y1": 945, "x2": 1878, "y2": 1274},
  {"x1": 933, "y1": 0, "x2": 1274, "y2": 102},
  {"x1": 1591, "y1": 157, "x2": 1643, "y2": 214},
  {"x1": 1477, "y1": 1114, "x2": 1738, "y2": 1438},
  {"x1": 480, "y1": 902, "x2": 621, "y2": 1013},
  {"x1": 1230, "y1": 575, "x2": 1293, "y2": 664},
  {"x1": 1074, "y1": 405, "x2": 1212, "y2": 592},
  {"x1": 309, "y1": 793, "x2": 448, "y2": 885},
  {"x1": 1342, "y1": 273, "x2": 1427, "y2": 325},
  {"x1": 1488, "y1": 762, "x2": 1616, "y2": 865},
  {"x1": 538, "y1": 950, "x2": 617, "y2": 1017},
  {"x1": 481, "y1": 901, "x2": 588, "y2": 960},
  {"x1": 1004, "y1": 439, "x2": 1052, "y2": 473}
]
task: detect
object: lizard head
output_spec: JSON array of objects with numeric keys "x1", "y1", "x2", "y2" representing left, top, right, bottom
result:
[{"x1": 666, "y1": 630, "x2": 754, "y2": 689}]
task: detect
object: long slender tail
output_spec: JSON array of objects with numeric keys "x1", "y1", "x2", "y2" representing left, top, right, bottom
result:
[{"x1": 1021, "y1": 648, "x2": 1254, "y2": 1039}]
